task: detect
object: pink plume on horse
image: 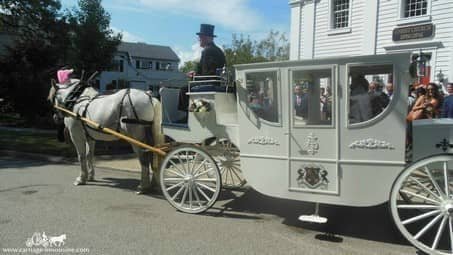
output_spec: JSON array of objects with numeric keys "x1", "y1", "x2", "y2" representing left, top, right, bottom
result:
[{"x1": 57, "y1": 69, "x2": 74, "y2": 84}]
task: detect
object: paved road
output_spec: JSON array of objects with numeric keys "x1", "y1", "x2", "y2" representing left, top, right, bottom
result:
[{"x1": 0, "y1": 156, "x2": 417, "y2": 255}]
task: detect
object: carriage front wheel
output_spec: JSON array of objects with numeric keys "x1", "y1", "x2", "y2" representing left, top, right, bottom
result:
[
  {"x1": 160, "y1": 145, "x2": 222, "y2": 214},
  {"x1": 390, "y1": 154, "x2": 453, "y2": 255}
]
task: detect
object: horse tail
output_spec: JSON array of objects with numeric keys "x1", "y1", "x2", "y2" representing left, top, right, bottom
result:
[{"x1": 151, "y1": 97, "x2": 164, "y2": 146}]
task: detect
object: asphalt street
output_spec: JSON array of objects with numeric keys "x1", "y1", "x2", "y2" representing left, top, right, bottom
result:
[{"x1": 0, "y1": 156, "x2": 417, "y2": 255}]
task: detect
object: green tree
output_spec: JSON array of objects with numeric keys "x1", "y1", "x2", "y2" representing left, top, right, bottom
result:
[
  {"x1": 223, "y1": 30, "x2": 289, "y2": 69},
  {"x1": 255, "y1": 30, "x2": 289, "y2": 62},
  {"x1": 0, "y1": 0, "x2": 121, "y2": 127},
  {"x1": 69, "y1": 0, "x2": 122, "y2": 75},
  {"x1": 179, "y1": 60, "x2": 197, "y2": 73},
  {"x1": 0, "y1": 0, "x2": 72, "y2": 125}
]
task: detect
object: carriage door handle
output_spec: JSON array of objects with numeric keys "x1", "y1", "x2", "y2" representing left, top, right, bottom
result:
[{"x1": 435, "y1": 138, "x2": 453, "y2": 152}]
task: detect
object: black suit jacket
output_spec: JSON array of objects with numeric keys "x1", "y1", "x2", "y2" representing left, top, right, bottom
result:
[
  {"x1": 294, "y1": 94, "x2": 308, "y2": 118},
  {"x1": 197, "y1": 42, "x2": 226, "y2": 75}
]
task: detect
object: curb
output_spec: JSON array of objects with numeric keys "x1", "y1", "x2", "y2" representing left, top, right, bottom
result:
[
  {"x1": 1, "y1": 150, "x2": 76, "y2": 164},
  {"x1": 0, "y1": 150, "x2": 140, "y2": 174}
]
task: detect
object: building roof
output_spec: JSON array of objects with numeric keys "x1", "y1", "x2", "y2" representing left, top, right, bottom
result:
[{"x1": 118, "y1": 42, "x2": 180, "y2": 62}]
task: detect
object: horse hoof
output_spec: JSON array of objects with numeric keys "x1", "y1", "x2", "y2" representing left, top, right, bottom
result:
[
  {"x1": 136, "y1": 186, "x2": 152, "y2": 195},
  {"x1": 73, "y1": 180, "x2": 86, "y2": 186},
  {"x1": 73, "y1": 177, "x2": 86, "y2": 186}
]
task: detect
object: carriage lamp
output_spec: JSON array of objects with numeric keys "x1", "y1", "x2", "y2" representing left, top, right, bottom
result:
[
  {"x1": 415, "y1": 50, "x2": 429, "y2": 77},
  {"x1": 437, "y1": 69, "x2": 445, "y2": 83}
]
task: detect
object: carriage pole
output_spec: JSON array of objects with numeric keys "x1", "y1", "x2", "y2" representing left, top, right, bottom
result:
[{"x1": 54, "y1": 104, "x2": 167, "y2": 157}]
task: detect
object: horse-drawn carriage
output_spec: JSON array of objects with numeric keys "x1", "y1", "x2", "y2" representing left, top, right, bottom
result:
[{"x1": 51, "y1": 53, "x2": 453, "y2": 255}]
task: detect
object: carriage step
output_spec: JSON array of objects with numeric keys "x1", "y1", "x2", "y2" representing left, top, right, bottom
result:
[{"x1": 298, "y1": 214, "x2": 328, "y2": 224}]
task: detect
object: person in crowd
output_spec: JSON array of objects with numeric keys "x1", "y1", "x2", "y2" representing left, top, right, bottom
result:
[
  {"x1": 385, "y1": 82, "x2": 394, "y2": 100},
  {"x1": 425, "y1": 83, "x2": 442, "y2": 118},
  {"x1": 324, "y1": 87, "x2": 332, "y2": 120},
  {"x1": 441, "y1": 83, "x2": 453, "y2": 118},
  {"x1": 408, "y1": 83, "x2": 441, "y2": 120},
  {"x1": 294, "y1": 84, "x2": 309, "y2": 119},
  {"x1": 407, "y1": 85, "x2": 416, "y2": 113},
  {"x1": 320, "y1": 87, "x2": 327, "y2": 120},
  {"x1": 407, "y1": 87, "x2": 427, "y2": 121},
  {"x1": 349, "y1": 75, "x2": 372, "y2": 124},
  {"x1": 368, "y1": 81, "x2": 390, "y2": 117}
]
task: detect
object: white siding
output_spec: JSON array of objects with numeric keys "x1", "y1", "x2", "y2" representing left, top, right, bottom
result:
[
  {"x1": 313, "y1": 0, "x2": 365, "y2": 58},
  {"x1": 431, "y1": 0, "x2": 453, "y2": 82},
  {"x1": 299, "y1": 5, "x2": 306, "y2": 58},
  {"x1": 290, "y1": 3, "x2": 302, "y2": 60},
  {"x1": 376, "y1": 0, "x2": 453, "y2": 82}
]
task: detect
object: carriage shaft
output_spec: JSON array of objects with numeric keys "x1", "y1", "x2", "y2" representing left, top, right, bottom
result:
[{"x1": 54, "y1": 104, "x2": 167, "y2": 157}]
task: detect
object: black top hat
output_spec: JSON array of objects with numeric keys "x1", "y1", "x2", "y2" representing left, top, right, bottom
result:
[{"x1": 196, "y1": 24, "x2": 216, "y2": 37}]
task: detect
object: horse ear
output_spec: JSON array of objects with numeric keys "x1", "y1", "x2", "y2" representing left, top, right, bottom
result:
[
  {"x1": 48, "y1": 79, "x2": 58, "y2": 103},
  {"x1": 51, "y1": 79, "x2": 57, "y2": 88}
]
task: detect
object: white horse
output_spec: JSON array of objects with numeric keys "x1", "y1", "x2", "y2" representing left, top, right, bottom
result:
[
  {"x1": 49, "y1": 234, "x2": 66, "y2": 247},
  {"x1": 48, "y1": 78, "x2": 163, "y2": 193}
]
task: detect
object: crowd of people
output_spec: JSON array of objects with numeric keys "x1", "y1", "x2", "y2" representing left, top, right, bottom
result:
[
  {"x1": 293, "y1": 82, "x2": 332, "y2": 124},
  {"x1": 406, "y1": 82, "x2": 453, "y2": 121},
  {"x1": 349, "y1": 76, "x2": 393, "y2": 124}
]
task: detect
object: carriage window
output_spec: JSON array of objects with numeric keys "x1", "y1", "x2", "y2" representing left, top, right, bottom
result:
[
  {"x1": 348, "y1": 64, "x2": 393, "y2": 125},
  {"x1": 292, "y1": 69, "x2": 333, "y2": 126},
  {"x1": 245, "y1": 71, "x2": 279, "y2": 123}
]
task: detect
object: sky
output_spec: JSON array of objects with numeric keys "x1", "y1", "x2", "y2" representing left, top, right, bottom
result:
[{"x1": 61, "y1": 0, "x2": 291, "y2": 65}]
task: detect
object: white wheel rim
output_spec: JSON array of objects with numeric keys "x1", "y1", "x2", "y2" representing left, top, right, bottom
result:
[
  {"x1": 390, "y1": 155, "x2": 453, "y2": 255},
  {"x1": 208, "y1": 139, "x2": 245, "y2": 188},
  {"x1": 160, "y1": 146, "x2": 221, "y2": 214}
]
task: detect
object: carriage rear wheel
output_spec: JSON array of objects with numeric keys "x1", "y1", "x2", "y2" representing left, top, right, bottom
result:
[
  {"x1": 390, "y1": 154, "x2": 453, "y2": 255},
  {"x1": 206, "y1": 139, "x2": 246, "y2": 188},
  {"x1": 160, "y1": 145, "x2": 221, "y2": 214}
]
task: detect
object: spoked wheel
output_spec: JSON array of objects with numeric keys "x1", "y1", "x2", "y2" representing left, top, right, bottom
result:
[
  {"x1": 160, "y1": 145, "x2": 221, "y2": 214},
  {"x1": 206, "y1": 138, "x2": 246, "y2": 188},
  {"x1": 390, "y1": 154, "x2": 453, "y2": 255}
]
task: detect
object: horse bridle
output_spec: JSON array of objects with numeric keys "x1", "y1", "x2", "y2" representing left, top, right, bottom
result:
[{"x1": 50, "y1": 71, "x2": 98, "y2": 109}]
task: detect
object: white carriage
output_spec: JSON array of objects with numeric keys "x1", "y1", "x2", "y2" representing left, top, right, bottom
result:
[{"x1": 158, "y1": 52, "x2": 453, "y2": 255}]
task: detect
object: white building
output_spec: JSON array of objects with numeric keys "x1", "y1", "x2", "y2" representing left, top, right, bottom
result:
[
  {"x1": 99, "y1": 42, "x2": 186, "y2": 92},
  {"x1": 289, "y1": 0, "x2": 453, "y2": 84}
]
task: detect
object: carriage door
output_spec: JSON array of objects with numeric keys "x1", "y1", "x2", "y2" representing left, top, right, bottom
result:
[
  {"x1": 338, "y1": 59, "x2": 408, "y2": 202},
  {"x1": 288, "y1": 66, "x2": 339, "y2": 195}
]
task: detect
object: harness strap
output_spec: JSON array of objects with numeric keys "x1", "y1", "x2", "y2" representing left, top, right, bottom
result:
[
  {"x1": 79, "y1": 95, "x2": 102, "y2": 141},
  {"x1": 64, "y1": 83, "x2": 88, "y2": 110},
  {"x1": 127, "y1": 89, "x2": 140, "y2": 120},
  {"x1": 116, "y1": 89, "x2": 129, "y2": 132}
]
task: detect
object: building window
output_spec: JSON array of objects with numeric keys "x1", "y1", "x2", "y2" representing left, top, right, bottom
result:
[
  {"x1": 404, "y1": 0, "x2": 428, "y2": 17},
  {"x1": 108, "y1": 59, "x2": 123, "y2": 72},
  {"x1": 156, "y1": 62, "x2": 161, "y2": 70},
  {"x1": 332, "y1": 0, "x2": 350, "y2": 29},
  {"x1": 118, "y1": 60, "x2": 123, "y2": 72},
  {"x1": 118, "y1": 79, "x2": 129, "y2": 89},
  {"x1": 136, "y1": 60, "x2": 141, "y2": 69},
  {"x1": 148, "y1": 61, "x2": 153, "y2": 69}
]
